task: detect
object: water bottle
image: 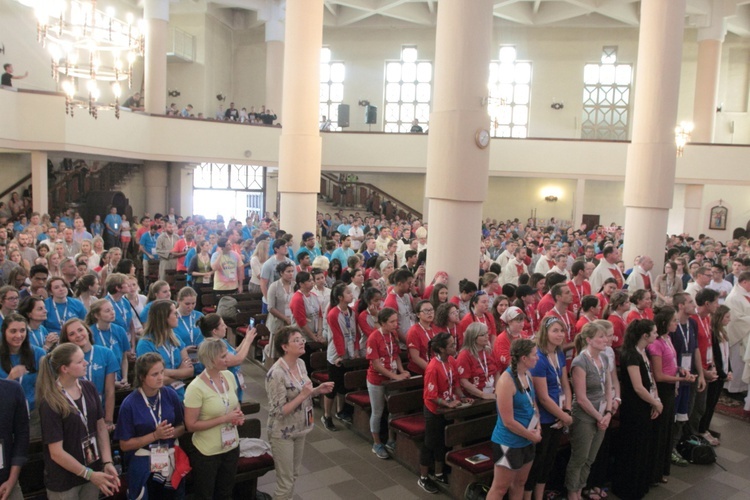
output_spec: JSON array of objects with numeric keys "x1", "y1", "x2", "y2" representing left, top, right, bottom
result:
[{"x1": 113, "y1": 450, "x2": 123, "y2": 475}]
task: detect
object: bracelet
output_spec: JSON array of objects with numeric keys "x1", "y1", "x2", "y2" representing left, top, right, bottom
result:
[
  {"x1": 604, "y1": 410, "x2": 612, "y2": 416},
  {"x1": 102, "y1": 461, "x2": 113, "y2": 466},
  {"x1": 563, "y1": 409, "x2": 572, "y2": 415},
  {"x1": 84, "y1": 468, "x2": 93, "y2": 481}
]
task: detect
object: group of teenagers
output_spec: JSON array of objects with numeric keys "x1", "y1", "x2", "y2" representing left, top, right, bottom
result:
[{"x1": 0, "y1": 206, "x2": 744, "y2": 500}]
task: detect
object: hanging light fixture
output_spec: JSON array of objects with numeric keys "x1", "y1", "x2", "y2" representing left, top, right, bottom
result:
[{"x1": 34, "y1": 0, "x2": 144, "y2": 119}]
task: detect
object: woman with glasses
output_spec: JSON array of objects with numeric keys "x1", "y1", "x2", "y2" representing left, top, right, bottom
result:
[
  {"x1": 456, "y1": 322, "x2": 498, "y2": 400},
  {"x1": 0, "y1": 286, "x2": 20, "y2": 329},
  {"x1": 266, "y1": 327, "x2": 334, "y2": 499},
  {"x1": 406, "y1": 300, "x2": 436, "y2": 375},
  {"x1": 433, "y1": 302, "x2": 461, "y2": 348},
  {"x1": 457, "y1": 290, "x2": 496, "y2": 351},
  {"x1": 449, "y1": 279, "x2": 477, "y2": 321}
]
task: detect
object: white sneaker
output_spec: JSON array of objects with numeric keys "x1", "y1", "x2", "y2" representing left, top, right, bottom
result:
[{"x1": 703, "y1": 431, "x2": 720, "y2": 446}]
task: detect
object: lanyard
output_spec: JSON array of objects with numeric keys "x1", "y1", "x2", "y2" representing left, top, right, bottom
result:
[
  {"x1": 696, "y1": 315, "x2": 712, "y2": 345},
  {"x1": 54, "y1": 300, "x2": 69, "y2": 327},
  {"x1": 638, "y1": 347, "x2": 656, "y2": 389},
  {"x1": 83, "y1": 346, "x2": 96, "y2": 382},
  {"x1": 418, "y1": 323, "x2": 433, "y2": 345},
  {"x1": 380, "y1": 330, "x2": 394, "y2": 361},
  {"x1": 677, "y1": 323, "x2": 690, "y2": 350},
  {"x1": 548, "y1": 351, "x2": 563, "y2": 391},
  {"x1": 95, "y1": 326, "x2": 115, "y2": 349},
  {"x1": 206, "y1": 373, "x2": 230, "y2": 414},
  {"x1": 522, "y1": 374, "x2": 535, "y2": 409},
  {"x1": 180, "y1": 313, "x2": 196, "y2": 344},
  {"x1": 29, "y1": 326, "x2": 45, "y2": 347},
  {"x1": 108, "y1": 295, "x2": 128, "y2": 322},
  {"x1": 552, "y1": 308, "x2": 570, "y2": 336},
  {"x1": 585, "y1": 348, "x2": 605, "y2": 393},
  {"x1": 439, "y1": 358, "x2": 454, "y2": 399},
  {"x1": 59, "y1": 380, "x2": 89, "y2": 428},
  {"x1": 477, "y1": 351, "x2": 490, "y2": 381},
  {"x1": 138, "y1": 388, "x2": 162, "y2": 429},
  {"x1": 279, "y1": 357, "x2": 306, "y2": 390},
  {"x1": 158, "y1": 344, "x2": 177, "y2": 369}
]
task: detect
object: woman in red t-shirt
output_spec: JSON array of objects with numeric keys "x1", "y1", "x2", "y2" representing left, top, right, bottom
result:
[
  {"x1": 457, "y1": 291, "x2": 496, "y2": 350},
  {"x1": 492, "y1": 295, "x2": 511, "y2": 338},
  {"x1": 356, "y1": 287, "x2": 383, "y2": 343},
  {"x1": 407, "y1": 300, "x2": 436, "y2": 375},
  {"x1": 626, "y1": 289, "x2": 653, "y2": 325},
  {"x1": 434, "y1": 302, "x2": 460, "y2": 347},
  {"x1": 418, "y1": 333, "x2": 472, "y2": 493},
  {"x1": 596, "y1": 278, "x2": 618, "y2": 318},
  {"x1": 603, "y1": 291, "x2": 629, "y2": 351},
  {"x1": 366, "y1": 307, "x2": 410, "y2": 459},
  {"x1": 492, "y1": 306, "x2": 527, "y2": 373},
  {"x1": 457, "y1": 322, "x2": 498, "y2": 400},
  {"x1": 575, "y1": 295, "x2": 601, "y2": 333}
]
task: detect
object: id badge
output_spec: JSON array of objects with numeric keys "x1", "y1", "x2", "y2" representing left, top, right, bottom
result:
[
  {"x1": 81, "y1": 434, "x2": 100, "y2": 465},
  {"x1": 305, "y1": 406, "x2": 313, "y2": 427},
  {"x1": 705, "y1": 348, "x2": 713, "y2": 365},
  {"x1": 149, "y1": 445, "x2": 170, "y2": 474},
  {"x1": 220, "y1": 425, "x2": 237, "y2": 450},
  {"x1": 202, "y1": 275, "x2": 210, "y2": 284},
  {"x1": 680, "y1": 353, "x2": 692, "y2": 372},
  {"x1": 486, "y1": 374, "x2": 495, "y2": 388},
  {"x1": 171, "y1": 381, "x2": 185, "y2": 391},
  {"x1": 482, "y1": 385, "x2": 494, "y2": 395},
  {"x1": 527, "y1": 413, "x2": 539, "y2": 431},
  {"x1": 559, "y1": 394, "x2": 566, "y2": 408},
  {"x1": 598, "y1": 401, "x2": 607, "y2": 415},
  {"x1": 237, "y1": 372, "x2": 247, "y2": 390},
  {"x1": 0, "y1": 439, "x2": 4, "y2": 470},
  {"x1": 390, "y1": 360, "x2": 398, "y2": 372}
]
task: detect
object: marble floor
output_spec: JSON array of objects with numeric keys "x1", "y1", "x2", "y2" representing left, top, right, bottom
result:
[{"x1": 238, "y1": 360, "x2": 750, "y2": 500}]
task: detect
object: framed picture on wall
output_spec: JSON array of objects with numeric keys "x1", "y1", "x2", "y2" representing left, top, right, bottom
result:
[{"x1": 709, "y1": 205, "x2": 728, "y2": 231}]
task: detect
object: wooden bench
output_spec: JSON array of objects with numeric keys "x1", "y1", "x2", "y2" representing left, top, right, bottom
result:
[
  {"x1": 343, "y1": 367, "x2": 371, "y2": 438},
  {"x1": 444, "y1": 414, "x2": 497, "y2": 499},
  {"x1": 309, "y1": 351, "x2": 330, "y2": 386},
  {"x1": 385, "y1": 380, "x2": 425, "y2": 474}
]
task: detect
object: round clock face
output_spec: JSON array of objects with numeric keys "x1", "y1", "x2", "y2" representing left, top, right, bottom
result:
[{"x1": 476, "y1": 129, "x2": 490, "y2": 148}]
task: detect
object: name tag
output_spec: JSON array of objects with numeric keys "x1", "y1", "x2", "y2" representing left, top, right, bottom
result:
[
  {"x1": 0, "y1": 439, "x2": 4, "y2": 469},
  {"x1": 390, "y1": 360, "x2": 398, "y2": 372},
  {"x1": 220, "y1": 425, "x2": 237, "y2": 450},
  {"x1": 559, "y1": 394, "x2": 566, "y2": 408},
  {"x1": 305, "y1": 406, "x2": 313, "y2": 427},
  {"x1": 171, "y1": 381, "x2": 185, "y2": 391},
  {"x1": 705, "y1": 348, "x2": 713, "y2": 365},
  {"x1": 237, "y1": 372, "x2": 247, "y2": 390},
  {"x1": 680, "y1": 353, "x2": 692, "y2": 372},
  {"x1": 81, "y1": 434, "x2": 100, "y2": 465},
  {"x1": 598, "y1": 401, "x2": 606, "y2": 415},
  {"x1": 150, "y1": 445, "x2": 170, "y2": 474},
  {"x1": 527, "y1": 413, "x2": 539, "y2": 431}
]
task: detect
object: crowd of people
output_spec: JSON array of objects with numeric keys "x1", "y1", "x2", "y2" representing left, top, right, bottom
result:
[{"x1": 0, "y1": 203, "x2": 748, "y2": 499}]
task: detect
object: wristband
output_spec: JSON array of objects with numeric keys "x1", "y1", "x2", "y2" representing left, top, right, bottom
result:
[
  {"x1": 604, "y1": 410, "x2": 612, "y2": 416},
  {"x1": 102, "y1": 461, "x2": 113, "y2": 466}
]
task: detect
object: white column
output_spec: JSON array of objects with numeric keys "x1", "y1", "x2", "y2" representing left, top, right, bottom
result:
[
  {"x1": 143, "y1": 0, "x2": 169, "y2": 114},
  {"x1": 692, "y1": 0, "x2": 727, "y2": 143},
  {"x1": 424, "y1": 0, "x2": 494, "y2": 296},
  {"x1": 31, "y1": 151, "x2": 48, "y2": 214},
  {"x1": 262, "y1": 2, "x2": 285, "y2": 123},
  {"x1": 573, "y1": 178, "x2": 586, "y2": 227},
  {"x1": 277, "y1": 0, "x2": 323, "y2": 246},
  {"x1": 623, "y1": 0, "x2": 687, "y2": 273},
  {"x1": 143, "y1": 161, "x2": 168, "y2": 216},
  {"x1": 683, "y1": 184, "x2": 703, "y2": 236}
]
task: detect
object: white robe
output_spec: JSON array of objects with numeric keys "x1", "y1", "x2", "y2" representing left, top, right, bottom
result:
[
  {"x1": 589, "y1": 260, "x2": 623, "y2": 293},
  {"x1": 725, "y1": 285, "x2": 750, "y2": 390},
  {"x1": 625, "y1": 265, "x2": 652, "y2": 292}
]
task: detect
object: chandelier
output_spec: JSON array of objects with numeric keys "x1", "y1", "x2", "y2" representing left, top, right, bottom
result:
[{"x1": 34, "y1": 0, "x2": 144, "y2": 118}]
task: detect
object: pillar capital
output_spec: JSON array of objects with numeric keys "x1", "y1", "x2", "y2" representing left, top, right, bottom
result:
[
  {"x1": 259, "y1": 0, "x2": 286, "y2": 42},
  {"x1": 695, "y1": 0, "x2": 734, "y2": 42},
  {"x1": 144, "y1": 0, "x2": 169, "y2": 22}
]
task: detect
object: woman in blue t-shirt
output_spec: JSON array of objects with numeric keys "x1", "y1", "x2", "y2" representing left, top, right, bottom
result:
[
  {"x1": 138, "y1": 281, "x2": 172, "y2": 325},
  {"x1": 115, "y1": 352, "x2": 186, "y2": 499},
  {"x1": 196, "y1": 313, "x2": 256, "y2": 402},
  {"x1": 43, "y1": 277, "x2": 87, "y2": 333},
  {"x1": 136, "y1": 300, "x2": 193, "y2": 401},
  {"x1": 60, "y1": 318, "x2": 119, "y2": 432},
  {"x1": 87, "y1": 299, "x2": 132, "y2": 388},
  {"x1": 0, "y1": 312, "x2": 45, "y2": 439},
  {"x1": 488, "y1": 338, "x2": 541, "y2": 500},
  {"x1": 525, "y1": 317, "x2": 573, "y2": 498},
  {"x1": 19, "y1": 295, "x2": 57, "y2": 351},
  {"x1": 173, "y1": 287, "x2": 205, "y2": 375}
]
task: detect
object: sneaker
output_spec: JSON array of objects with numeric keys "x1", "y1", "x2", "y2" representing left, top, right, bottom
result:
[
  {"x1": 320, "y1": 415, "x2": 337, "y2": 432},
  {"x1": 335, "y1": 411, "x2": 353, "y2": 424},
  {"x1": 671, "y1": 451, "x2": 688, "y2": 467},
  {"x1": 702, "y1": 431, "x2": 720, "y2": 446},
  {"x1": 385, "y1": 441, "x2": 396, "y2": 454},
  {"x1": 372, "y1": 443, "x2": 389, "y2": 460},
  {"x1": 430, "y1": 473, "x2": 448, "y2": 485},
  {"x1": 418, "y1": 476, "x2": 439, "y2": 494}
]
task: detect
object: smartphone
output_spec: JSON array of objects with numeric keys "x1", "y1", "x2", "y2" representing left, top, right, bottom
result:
[{"x1": 249, "y1": 317, "x2": 255, "y2": 328}]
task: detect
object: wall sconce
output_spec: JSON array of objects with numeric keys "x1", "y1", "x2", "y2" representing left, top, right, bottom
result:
[
  {"x1": 675, "y1": 121, "x2": 693, "y2": 157},
  {"x1": 550, "y1": 99, "x2": 564, "y2": 110},
  {"x1": 168, "y1": 89, "x2": 181, "y2": 97},
  {"x1": 541, "y1": 187, "x2": 562, "y2": 202},
  {"x1": 545, "y1": 195, "x2": 558, "y2": 202}
]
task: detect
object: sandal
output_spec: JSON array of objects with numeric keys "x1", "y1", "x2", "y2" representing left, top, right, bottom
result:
[
  {"x1": 582, "y1": 489, "x2": 601, "y2": 500},
  {"x1": 593, "y1": 487, "x2": 608, "y2": 499}
]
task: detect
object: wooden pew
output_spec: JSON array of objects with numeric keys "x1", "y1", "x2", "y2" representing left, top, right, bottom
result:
[
  {"x1": 443, "y1": 414, "x2": 497, "y2": 499},
  {"x1": 343, "y1": 368, "x2": 371, "y2": 438},
  {"x1": 385, "y1": 381, "x2": 425, "y2": 474}
]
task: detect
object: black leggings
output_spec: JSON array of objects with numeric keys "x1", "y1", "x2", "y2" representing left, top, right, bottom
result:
[
  {"x1": 525, "y1": 423, "x2": 564, "y2": 491},
  {"x1": 699, "y1": 379, "x2": 723, "y2": 434},
  {"x1": 420, "y1": 408, "x2": 447, "y2": 468}
]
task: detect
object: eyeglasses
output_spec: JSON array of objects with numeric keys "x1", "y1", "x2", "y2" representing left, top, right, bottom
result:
[
  {"x1": 289, "y1": 338, "x2": 306, "y2": 344},
  {"x1": 420, "y1": 308, "x2": 434, "y2": 314}
]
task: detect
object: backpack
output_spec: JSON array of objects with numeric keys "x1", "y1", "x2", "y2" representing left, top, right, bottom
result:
[
  {"x1": 676, "y1": 435, "x2": 716, "y2": 465},
  {"x1": 465, "y1": 482, "x2": 490, "y2": 500},
  {"x1": 216, "y1": 296, "x2": 238, "y2": 321}
]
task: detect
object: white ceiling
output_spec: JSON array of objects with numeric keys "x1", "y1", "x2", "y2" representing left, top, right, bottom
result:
[{"x1": 203, "y1": 0, "x2": 750, "y2": 37}]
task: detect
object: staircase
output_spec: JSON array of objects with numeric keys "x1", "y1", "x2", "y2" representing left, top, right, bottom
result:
[
  {"x1": 50, "y1": 160, "x2": 140, "y2": 215},
  {"x1": 319, "y1": 172, "x2": 423, "y2": 220}
]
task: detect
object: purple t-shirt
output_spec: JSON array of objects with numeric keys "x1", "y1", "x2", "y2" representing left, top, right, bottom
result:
[{"x1": 647, "y1": 336, "x2": 678, "y2": 377}]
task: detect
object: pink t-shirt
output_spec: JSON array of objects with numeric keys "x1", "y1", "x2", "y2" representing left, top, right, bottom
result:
[{"x1": 647, "y1": 336, "x2": 678, "y2": 377}]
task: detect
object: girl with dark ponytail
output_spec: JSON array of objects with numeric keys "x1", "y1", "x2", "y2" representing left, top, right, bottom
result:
[
  {"x1": 487, "y1": 338, "x2": 540, "y2": 499},
  {"x1": 417, "y1": 332, "x2": 471, "y2": 493}
]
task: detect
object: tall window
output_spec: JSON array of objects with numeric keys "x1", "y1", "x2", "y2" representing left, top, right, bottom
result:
[
  {"x1": 488, "y1": 46, "x2": 531, "y2": 138},
  {"x1": 193, "y1": 163, "x2": 265, "y2": 221},
  {"x1": 384, "y1": 46, "x2": 432, "y2": 133},
  {"x1": 581, "y1": 46, "x2": 632, "y2": 140},
  {"x1": 320, "y1": 47, "x2": 345, "y2": 131}
]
